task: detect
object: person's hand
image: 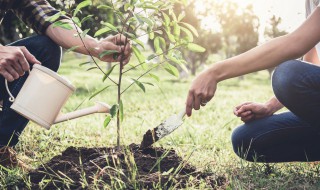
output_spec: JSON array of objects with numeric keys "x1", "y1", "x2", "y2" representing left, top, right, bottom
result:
[
  {"x1": 233, "y1": 102, "x2": 272, "y2": 122},
  {"x1": 96, "y1": 34, "x2": 132, "y2": 65},
  {"x1": 186, "y1": 69, "x2": 218, "y2": 117},
  {"x1": 0, "y1": 46, "x2": 41, "y2": 82}
]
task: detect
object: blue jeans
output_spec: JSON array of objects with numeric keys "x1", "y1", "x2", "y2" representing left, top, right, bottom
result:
[
  {"x1": 232, "y1": 60, "x2": 320, "y2": 163},
  {"x1": 0, "y1": 35, "x2": 61, "y2": 147}
]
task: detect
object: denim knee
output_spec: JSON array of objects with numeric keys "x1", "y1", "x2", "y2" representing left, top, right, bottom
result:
[{"x1": 231, "y1": 125, "x2": 256, "y2": 162}]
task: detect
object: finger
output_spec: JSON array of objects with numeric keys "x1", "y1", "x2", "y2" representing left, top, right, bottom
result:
[
  {"x1": 233, "y1": 107, "x2": 240, "y2": 116},
  {"x1": 5, "y1": 65, "x2": 19, "y2": 80},
  {"x1": 1, "y1": 70, "x2": 14, "y2": 82},
  {"x1": 15, "y1": 51, "x2": 30, "y2": 72},
  {"x1": 186, "y1": 90, "x2": 194, "y2": 117},
  {"x1": 237, "y1": 105, "x2": 252, "y2": 115},
  {"x1": 235, "y1": 102, "x2": 252, "y2": 110},
  {"x1": 242, "y1": 115, "x2": 255, "y2": 123},
  {"x1": 11, "y1": 60, "x2": 24, "y2": 76},
  {"x1": 115, "y1": 34, "x2": 128, "y2": 45},
  {"x1": 20, "y1": 47, "x2": 41, "y2": 65},
  {"x1": 124, "y1": 43, "x2": 131, "y2": 56},
  {"x1": 239, "y1": 110, "x2": 252, "y2": 117},
  {"x1": 193, "y1": 94, "x2": 201, "y2": 110},
  {"x1": 122, "y1": 55, "x2": 131, "y2": 65}
]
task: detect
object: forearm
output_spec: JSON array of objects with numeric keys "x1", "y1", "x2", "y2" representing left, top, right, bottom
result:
[
  {"x1": 265, "y1": 96, "x2": 284, "y2": 114},
  {"x1": 210, "y1": 35, "x2": 303, "y2": 82},
  {"x1": 45, "y1": 19, "x2": 100, "y2": 57},
  {"x1": 303, "y1": 47, "x2": 320, "y2": 64}
]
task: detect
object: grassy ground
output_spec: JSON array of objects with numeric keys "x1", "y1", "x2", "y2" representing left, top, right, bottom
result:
[{"x1": 2, "y1": 53, "x2": 320, "y2": 189}]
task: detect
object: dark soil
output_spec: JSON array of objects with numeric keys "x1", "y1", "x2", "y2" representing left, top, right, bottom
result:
[
  {"x1": 140, "y1": 128, "x2": 159, "y2": 149},
  {"x1": 25, "y1": 144, "x2": 226, "y2": 189}
]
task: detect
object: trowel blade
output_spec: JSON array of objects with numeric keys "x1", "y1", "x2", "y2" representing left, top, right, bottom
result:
[{"x1": 140, "y1": 110, "x2": 185, "y2": 149}]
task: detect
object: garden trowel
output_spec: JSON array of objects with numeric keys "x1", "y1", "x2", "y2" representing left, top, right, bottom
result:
[{"x1": 140, "y1": 109, "x2": 186, "y2": 149}]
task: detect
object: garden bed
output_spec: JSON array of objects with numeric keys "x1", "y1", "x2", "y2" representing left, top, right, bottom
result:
[{"x1": 27, "y1": 144, "x2": 226, "y2": 189}]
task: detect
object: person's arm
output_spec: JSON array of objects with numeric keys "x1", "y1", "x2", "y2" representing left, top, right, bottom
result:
[
  {"x1": 45, "y1": 20, "x2": 131, "y2": 64},
  {"x1": 11, "y1": 0, "x2": 131, "y2": 64},
  {"x1": 186, "y1": 7, "x2": 320, "y2": 116},
  {"x1": 303, "y1": 47, "x2": 320, "y2": 64}
]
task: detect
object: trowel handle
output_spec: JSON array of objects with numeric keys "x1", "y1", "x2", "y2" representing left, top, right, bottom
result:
[{"x1": 178, "y1": 109, "x2": 186, "y2": 119}]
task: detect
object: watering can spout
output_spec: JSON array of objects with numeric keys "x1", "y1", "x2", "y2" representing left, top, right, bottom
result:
[{"x1": 54, "y1": 102, "x2": 110, "y2": 124}]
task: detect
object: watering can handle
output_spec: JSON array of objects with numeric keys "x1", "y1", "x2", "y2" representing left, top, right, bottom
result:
[{"x1": 5, "y1": 70, "x2": 31, "y2": 103}]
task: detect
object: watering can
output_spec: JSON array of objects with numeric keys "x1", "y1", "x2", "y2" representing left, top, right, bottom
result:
[{"x1": 5, "y1": 64, "x2": 110, "y2": 129}]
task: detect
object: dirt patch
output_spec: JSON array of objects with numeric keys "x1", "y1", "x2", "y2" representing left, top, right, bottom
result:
[{"x1": 26, "y1": 144, "x2": 226, "y2": 189}]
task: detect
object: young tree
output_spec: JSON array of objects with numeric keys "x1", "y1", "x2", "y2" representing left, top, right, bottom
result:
[{"x1": 58, "y1": 0, "x2": 205, "y2": 148}]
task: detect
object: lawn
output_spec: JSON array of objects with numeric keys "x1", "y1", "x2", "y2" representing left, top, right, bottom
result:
[{"x1": 2, "y1": 53, "x2": 320, "y2": 189}]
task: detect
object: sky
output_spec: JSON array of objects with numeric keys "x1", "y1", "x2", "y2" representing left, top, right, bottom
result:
[{"x1": 199, "y1": 0, "x2": 306, "y2": 43}]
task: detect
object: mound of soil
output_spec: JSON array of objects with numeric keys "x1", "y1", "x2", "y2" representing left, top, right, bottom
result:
[{"x1": 27, "y1": 144, "x2": 226, "y2": 189}]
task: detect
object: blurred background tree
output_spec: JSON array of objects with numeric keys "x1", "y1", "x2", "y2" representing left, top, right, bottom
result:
[{"x1": 0, "y1": 0, "x2": 288, "y2": 77}]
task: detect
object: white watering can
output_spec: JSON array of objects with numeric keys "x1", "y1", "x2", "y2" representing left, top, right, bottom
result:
[{"x1": 5, "y1": 64, "x2": 110, "y2": 129}]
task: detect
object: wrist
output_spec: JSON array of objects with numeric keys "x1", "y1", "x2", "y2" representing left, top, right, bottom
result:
[
  {"x1": 84, "y1": 38, "x2": 100, "y2": 58},
  {"x1": 265, "y1": 97, "x2": 283, "y2": 115},
  {"x1": 207, "y1": 62, "x2": 225, "y2": 83}
]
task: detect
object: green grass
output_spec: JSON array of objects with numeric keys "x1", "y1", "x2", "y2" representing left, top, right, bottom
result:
[{"x1": 2, "y1": 53, "x2": 320, "y2": 189}]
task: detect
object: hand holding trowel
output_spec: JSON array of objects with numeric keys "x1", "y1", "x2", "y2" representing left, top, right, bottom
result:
[{"x1": 140, "y1": 109, "x2": 186, "y2": 149}]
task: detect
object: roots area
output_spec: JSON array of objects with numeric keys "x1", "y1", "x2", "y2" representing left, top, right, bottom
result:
[{"x1": 23, "y1": 144, "x2": 226, "y2": 189}]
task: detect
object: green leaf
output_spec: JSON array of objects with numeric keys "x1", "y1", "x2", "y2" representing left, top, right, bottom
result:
[
  {"x1": 173, "y1": 22, "x2": 181, "y2": 37},
  {"x1": 46, "y1": 12, "x2": 63, "y2": 22},
  {"x1": 110, "y1": 104, "x2": 118, "y2": 118},
  {"x1": 187, "y1": 43, "x2": 206, "y2": 53},
  {"x1": 66, "y1": 46, "x2": 79, "y2": 53},
  {"x1": 124, "y1": 3, "x2": 131, "y2": 11},
  {"x1": 180, "y1": 22, "x2": 199, "y2": 37},
  {"x1": 53, "y1": 21, "x2": 73, "y2": 30},
  {"x1": 87, "y1": 67, "x2": 97, "y2": 71},
  {"x1": 99, "y1": 50, "x2": 119, "y2": 59},
  {"x1": 154, "y1": 37, "x2": 161, "y2": 53},
  {"x1": 79, "y1": 61, "x2": 91, "y2": 66},
  {"x1": 165, "y1": 30, "x2": 175, "y2": 43},
  {"x1": 94, "y1": 27, "x2": 112, "y2": 37},
  {"x1": 119, "y1": 100, "x2": 124, "y2": 122},
  {"x1": 72, "y1": 17, "x2": 81, "y2": 27},
  {"x1": 147, "y1": 54, "x2": 157, "y2": 61},
  {"x1": 102, "y1": 64, "x2": 117, "y2": 82},
  {"x1": 142, "y1": 82, "x2": 154, "y2": 86},
  {"x1": 103, "y1": 115, "x2": 111, "y2": 128},
  {"x1": 162, "y1": 12, "x2": 170, "y2": 26},
  {"x1": 178, "y1": 13, "x2": 185, "y2": 22},
  {"x1": 102, "y1": 22, "x2": 118, "y2": 32},
  {"x1": 149, "y1": 73, "x2": 160, "y2": 82},
  {"x1": 81, "y1": 15, "x2": 93, "y2": 23},
  {"x1": 89, "y1": 85, "x2": 111, "y2": 100},
  {"x1": 149, "y1": 31, "x2": 155, "y2": 40},
  {"x1": 132, "y1": 79, "x2": 145, "y2": 93},
  {"x1": 132, "y1": 39, "x2": 145, "y2": 49},
  {"x1": 164, "y1": 64, "x2": 179, "y2": 77},
  {"x1": 132, "y1": 45, "x2": 146, "y2": 64},
  {"x1": 81, "y1": 29, "x2": 90, "y2": 38},
  {"x1": 180, "y1": 26, "x2": 193, "y2": 42},
  {"x1": 74, "y1": 0, "x2": 92, "y2": 16},
  {"x1": 97, "y1": 5, "x2": 112, "y2": 10}
]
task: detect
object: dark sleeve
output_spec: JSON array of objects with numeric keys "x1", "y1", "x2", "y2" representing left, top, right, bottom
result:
[{"x1": 11, "y1": 0, "x2": 69, "y2": 34}]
